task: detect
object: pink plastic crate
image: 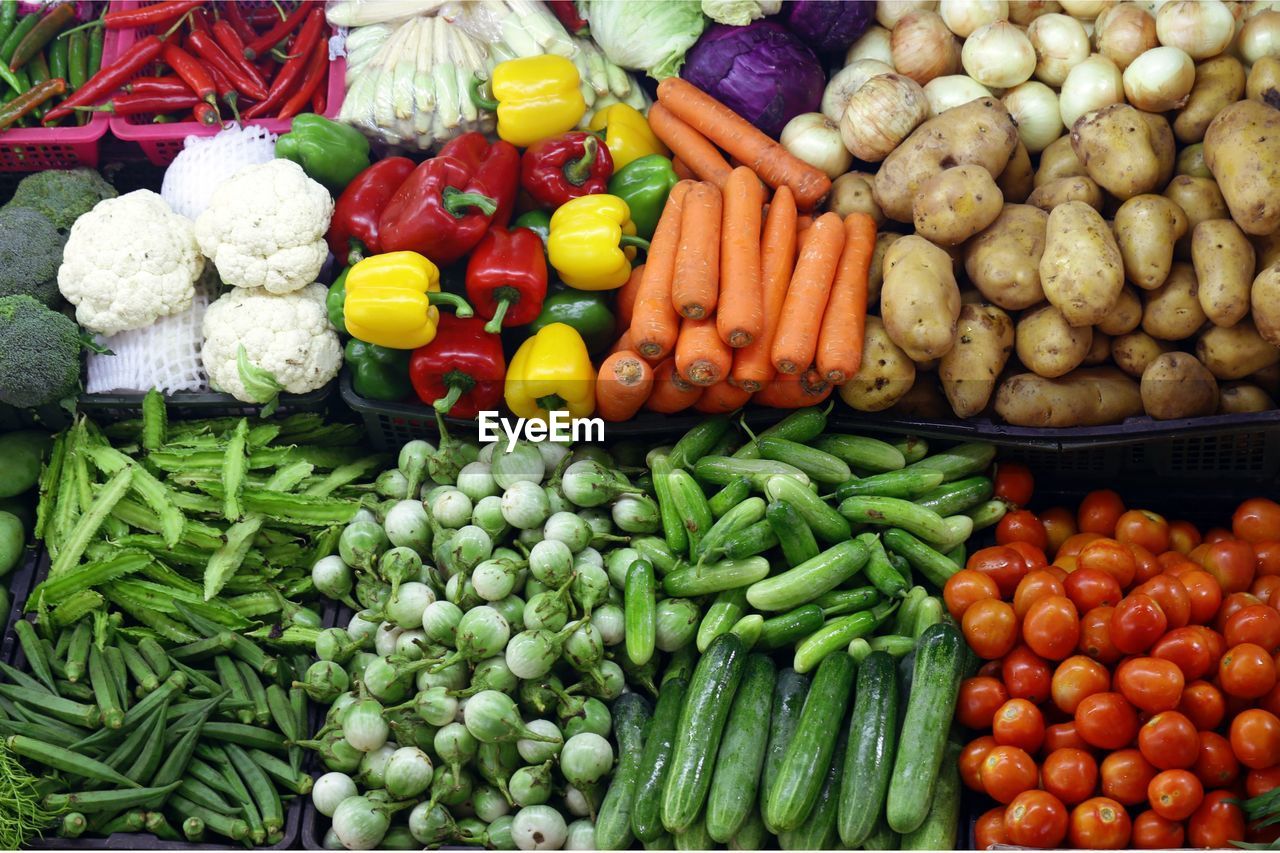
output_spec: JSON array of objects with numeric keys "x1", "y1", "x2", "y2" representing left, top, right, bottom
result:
[{"x1": 107, "y1": 0, "x2": 346, "y2": 166}]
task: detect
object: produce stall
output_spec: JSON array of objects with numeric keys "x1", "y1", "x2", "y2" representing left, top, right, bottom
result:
[{"x1": 0, "y1": 0, "x2": 1278, "y2": 850}]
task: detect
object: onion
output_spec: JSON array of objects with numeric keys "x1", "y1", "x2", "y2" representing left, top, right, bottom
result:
[
  {"x1": 963, "y1": 20, "x2": 1037, "y2": 87},
  {"x1": 780, "y1": 113, "x2": 854, "y2": 179},
  {"x1": 924, "y1": 75, "x2": 992, "y2": 116},
  {"x1": 846, "y1": 24, "x2": 894, "y2": 65},
  {"x1": 1009, "y1": 1, "x2": 1062, "y2": 27},
  {"x1": 1002, "y1": 81, "x2": 1063, "y2": 151},
  {"x1": 892, "y1": 11, "x2": 962, "y2": 84},
  {"x1": 1093, "y1": 3, "x2": 1157, "y2": 69},
  {"x1": 1156, "y1": 0, "x2": 1235, "y2": 60},
  {"x1": 312, "y1": 772, "x2": 357, "y2": 818},
  {"x1": 1027, "y1": 13, "x2": 1091, "y2": 85},
  {"x1": 511, "y1": 805, "x2": 567, "y2": 851},
  {"x1": 1123, "y1": 46, "x2": 1195, "y2": 112},
  {"x1": 877, "y1": 0, "x2": 932, "y2": 29},
  {"x1": 1240, "y1": 11, "x2": 1280, "y2": 65},
  {"x1": 1058, "y1": 0, "x2": 1106, "y2": 19},
  {"x1": 822, "y1": 59, "x2": 895, "y2": 122},
  {"x1": 1058, "y1": 53, "x2": 1123, "y2": 128},
  {"x1": 940, "y1": 0, "x2": 1008, "y2": 37},
  {"x1": 841, "y1": 73, "x2": 930, "y2": 161}
]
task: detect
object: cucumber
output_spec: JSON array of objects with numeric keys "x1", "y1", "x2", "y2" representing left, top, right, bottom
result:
[
  {"x1": 632, "y1": 536, "x2": 680, "y2": 576},
  {"x1": 847, "y1": 638, "x2": 872, "y2": 664},
  {"x1": 708, "y1": 478, "x2": 752, "y2": 518},
  {"x1": 893, "y1": 586, "x2": 928, "y2": 635},
  {"x1": 625, "y1": 559, "x2": 656, "y2": 666},
  {"x1": 838, "y1": 496, "x2": 953, "y2": 546},
  {"x1": 661, "y1": 633, "x2": 747, "y2": 833},
  {"x1": 838, "y1": 651, "x2": 899, "y2": 847},
  {"x1": 966, "y1": 498, "x2": 1009, "y2": 531},
  {"x1": 642, "y1": 832, "x2": 673, "y2": 850},
  {"x1": 869, "y1": 634, "x2": 917, "y2": 657},
  {"x1": 672, "y1": 815, "x2": 714, "y2": 850},
  {"x1": 778, "y1": 729, "x2": 847, "y2": 851},
  {"x1": 886, "y1": 622, "x2": 966, "y2": 834},
  {"x1": 793, "y1": 600, "x2": 896, "y2": 674},
  {"x1": 696, "y1": 497, "x2": 766, "y2": 561},
  {"x1": 720, "y1": 520, "x2": 779, "y2": 560},
  {"x1": 696, "y1": 588, "x2": 749, "y2": 653},
  {"x1": 733, "y1": 406, "x2": 829, "y2": 460},
  {"x1": 756, "y1": 437, "x2": 851, "y2": 486},
  {"x1": 760, "y1": 668, "x2": 810, "y2": 834},
  {"x1": 915, "y1": 476, "x2": 994, "y2": 517},
  {"x1": 663, "y1": 556, "x2": 770, "y2": 597},
  {"x1": 730, "y1": 614, "x2": 763, "y2": 649},
  {"x1": 694, "y1": 457, "x2": 810, "y2": 490},
  {"x1": 764, "y1": 652, "x2": 856, "y2": 832},
  {"x1": 901, "y1": 740, "x2": 962, "y2": 850},
  {"x1": 861, "y1": 813, "x2": 902, "y2": 850},
  {"x1": 669, "y1": 415, "x2": 733, "y2": 471},
  {"x1": 757, "y1": 605, "x2": 825, "y2": 651},
  {"x1": 812, "y1": 434, "x2": 906, "y2": 473},
  {"x1": 728, "y1": 809, "x2": 771, "y2": 850},
  {"x1": 912, "y1": 597, "x2": 945, "y2": 637},
  {"x1": 649, "y1": 453, "x2": 688, "y2": 556},
  {"x1": 883, "y1": 528, "x2": 962, "y2": 589},
  {"x1": 944, "y1": 542, "x2": 966, "y2": 568},
  {"x1": 746, "y1": 539, "x2": 868, "y2": 612},
  {"x1": 667, "y1": 469, "x2": 713, "y2": 560},
  {"x1": 892, "y1": 436, "x2": 929, "y2": 465},
  {"x1": 764, "y1": 476, "x2": 850, "y2": 543},
  {"x1": 631, "y1": 678, "x2": 688, "y2": 842},
  {"x1": 595, "y1": 693, "x2": 653, "y2": 850},
  {"x1": 766, "y1": 500, "x2": 819, "y2": 567},
  {"x1": 814, "y1": 586, "x2": 880, "y2": 618},
  {"x1": 705, "y1": 654, "x2": 777, "y2": 842},
  {"x1": 908, "y1": 442, "x2": 995, "y2": 482},
  {"x1": 834, "y1": 467, "x2": 946, "y2": 501},
  {"x1": 858, "y1": 532, "x2": 909, "y2": 599}
]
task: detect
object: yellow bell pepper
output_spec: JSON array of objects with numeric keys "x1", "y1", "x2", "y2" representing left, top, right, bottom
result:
[
  {"x1": 588, "y1": 103, "x2": 669, "y2": 170},
  {"x1": 473, "y1": 56, "x2": 587, "y2": 148},
  {"x1": 548, "y1": 195, "x2": 647, "y2": 291},
  {"x1": 343, "y1": 251, "x2": 472, "y2": 350},
  {"x1": 504, "y1": 323, "x2": 596, "y2": 421}
]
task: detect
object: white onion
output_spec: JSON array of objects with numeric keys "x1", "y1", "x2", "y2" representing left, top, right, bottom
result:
[
  {"x1": 1094, "y1": 4, "x2": 1158, "y2": 69},
  {"x1": 1058, "y1": 0, "x2": 1107, "y2": 20},
  {"x1": 924, "y1": 75, "x2": 993, "y2": 116},
  {"x1": 1002, "y1": 81, "x2": 1064, "y2": 151},
  {"x1": 1156, "y1": 0, "x2": 1235, "y2": 59},
  {"x1": 1028, "y1": 13, "x2": 1092, "y2": 85},
  {"x1": 1009, "y1": 0, "x2": 1063, "y2": 27},
  {"x1": 892, "y1": 10, "x2": 962, "y2": 84},
  {"x1": 822, "y1": 59, "x2": 895, "y2": 123},
  {"x1": 877, "y1": 0, "x2": 934, "y2": 29},
  {"x1": 1239, "y1": 10, "x2": 1280, "y2": 65},
  {"x1": 940, "y1": 0, "x2": 1008, "y2": 37},
  {"x1": 1122, "y1": 46, "x2": 1195, "y2": 112},
  {"x1": 846, "y1": 25, "x2": 895, "y2": 66},
  {"x1": 840, "y1": 73, "x2": 931, "y2": 161},
  {"x1": 962, "y1": 20, "x2": 1037, "y2": 87},
  {"x1": 781, "y1": 113, "x2": 853, "y2": 180},
  {"x1": 1058, "y1": 53, "x2": 1123, "y2": 128}
]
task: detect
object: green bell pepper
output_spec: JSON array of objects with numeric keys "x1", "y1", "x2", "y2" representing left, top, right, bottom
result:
[
  {"x1": 513, "y1": 209, "x2": 552, "y2": 250},
  {"x1": 528, "y1": 287, "x2": 615, "y2": 356},
  {"x1": 607, "y1": 154, "x2": 678, "y2": 240},
  {"x1": 344, "y1": 339, "x2": 412, "y2": 402},
  {"x1": 276, "y1": 114, "x2": 371, "y2": 194},
  {"x1": 326, "y1": 269, "x2": 348, "y2": 335}
]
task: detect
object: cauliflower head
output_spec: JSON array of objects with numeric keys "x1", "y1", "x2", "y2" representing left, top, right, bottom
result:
[
  {"x1": 57, "y1": 190, "x2": 203, "y2": 336},
  {"x1": 202, "y1": 284, "x2": 341, "y2": 404},
  {"x1": 195, "y1": 159, "x2": 334, "y2": 294}
]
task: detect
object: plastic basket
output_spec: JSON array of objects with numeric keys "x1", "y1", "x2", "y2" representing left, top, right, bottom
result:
[
  {"x1": 107, "y1": 0, "x2": 347, "y2": 166},
  {"x1": 78, "y1": 384, "x2": 333, "y2": 423}
]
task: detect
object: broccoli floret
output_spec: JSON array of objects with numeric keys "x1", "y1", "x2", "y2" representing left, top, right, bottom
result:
[
  {"x1": 5, "y1": 168, "x2": 117, "y2": 232},
  {"x1": 0, "y1": 295, "x2": 82, "y2": 409},
  {"x1": 0, "y1": 206, "x2": 66, "y2": 307}
]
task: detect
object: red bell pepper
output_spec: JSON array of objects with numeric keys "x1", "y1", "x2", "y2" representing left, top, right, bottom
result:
[
  {"x1": 327, "y1": 157, "x2": 416, "y2": 265},
  {"x1": 379, "y1": 132, "x2": 519, "y2": 267},
  {"x1": 546, "y1": 0, "x2": 589, "y2": 36},
  {"x1": 521, "y1": 132, "x2": 613, "y2": 208},
  {"x1": 409, "y1": 314, "x2": 506, "y2": 418},
  {"x1": 465, "y1": 228, "x2": 548, "y2": 334}
]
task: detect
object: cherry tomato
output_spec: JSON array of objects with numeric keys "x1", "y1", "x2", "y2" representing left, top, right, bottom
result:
[
  {"x1": 1100, "y1": 748, "x2": 1158, "y2": 805},
  {"x1": 1110, "y1": 594, "x2": 1168, "y2": 655},
  {"x1": 1042, "y1": 506, "x2": 1077, "y2": 555},
  {"x1": 1169, "y1": 519, "x2": 1202, "y2": 554},
  {"x1": 1179, "y1": 680, "x2": 1227, "y2": 731},
  {"x1": 1052, "y1": 655, "x2": 1112, "y2": 715},
  {"x1": 1226, "y1": 605, "x2": 1280, "y2": 653},
  {"x1": 1060, "y1": 532, "x2": 1105, "y2": 560},
  {"x1": 1217, "y1": 592, "x2": 1266, "y2": 634},
  {"x1": 1220, "y1": 642, "x2": 1278, "y2": 699},
  {"x1": 1187, "y1": 789, "x2": 1246, "y2": 848},
  {"x1": 1115, "y1": 657, "x2": 1186, "y2": 714},
  {"x1": 1202, "y1": 539, "x2": 1258, "y2": 594},
  {"x1": 1205, "y1": 528, "x2": 1235, "y2": 544},
  {"x1": 1134, "y1": 575, "x2": 1191, "y2": 629},
  {"x1": 1247, "y1": 765, "x2": 1280, "y2": 798},
  {"x1": 1252, "y1": 574, "x2": 1280, "y2": 607},
  {"x1": 982, "y1": 744, "x2": 1040, "y2": 804},
  {"x1": 998, "y1": 509, "x2": 1049, "y2": 551},
  {"x1": 1076, "y1": 692, "x2": 1139, "y2": 751},
  {"x1": 1069, "y1": 796, "x2": 1132, "y2": 849},
  {"x1": 1005, "y1": 789, "x2": 1069, "y2": 848},
  {"x1": 1014, "y1": 569, "x2": 1066, "y2": 620},
  {"x1": 1116, "y1": 509, "x2": 1171, "y2": 555},
  {"x1": 993, "y1": 698, "x2": 1046, "y2": 753},
  {"x1": 943, "y1": 569, "x2": 1000, "y2": 621},
  {"x1": 1129, "y1": 542, "x2": 1163, "y2": 586},
  {"x1": 1195, "y1": 731, "x2": 1241, "y2": 790},
  {"x1": 1042, "y1": 747, "x2": 1099, "y2": 806},
  {"x1": 1151, "y1": 626, "x2": 1213, "y2": 681},
  {"x1": 1023, "y1": 595, "x2": 1080, "y2": 661},
  {"x1": 967, "y1": 545, "x2": 1031, "y2": 598},
  {"x1": 1138, "y1": 710, "x2": 1199, "y2": 770},
  {"x1": 1231, "y1": 708, "x2": 1280, "y2": 770},
  {"x1": 1261, "y1": 680, "x2": 1280, "y2": 718},
  {"x1": 1045, "y1": 721, "x2": 1091, "y2": 752},
  {"x1": 994, "y1": 461, "x2": 1034, "y2": 507},
  {"x1": 957, "y1": 676, "x2": 1009, "y2": 730},
  {"x1": 1079, "y1": 606, "x2": 1122, "y2": 665},
  {"x1": 978, "y1": 659, "x2": 1003, "y2": 678},
  {"x1": 1179, "y1": 569, "x2": 1224, "y2": 625},
  {"x1": 1235, "y1": 498, "x2": 1280, "y2": 545},
  {"x1": 975, "y1": 806, "x2": 1010, "y2": 849},
  {"x1": 1003, "y1": 645, "x2": 1053, "y2": 704},
  {"x1": 1065, "y1": 567, "x2": 1123, "y2": 613},
  {"x1": 960, "y1": 735, "x2": 998, "y2": 791},
  {"x1": 1131, "y1": 810, "x2": 1185, "y2": 849},
  {"x1": 1258, "y1": 541, "x2": 1280, "y2": 577},
  {"x1": 1147, "y1": 768, "x2": 1203, "y2": 821},
  {"x1": 1200, "y1": 626, "x2": 1227, "y2": 669},
  {"x1": 963, "y1": 598, "x2": 1018, "y2": 660},
  {"x1": 1079, "y1": 539, "x2": 1138, "y2": 590},
  {"x1": 1079, "y1": 490, "x2": 1125, "y2": 537}
]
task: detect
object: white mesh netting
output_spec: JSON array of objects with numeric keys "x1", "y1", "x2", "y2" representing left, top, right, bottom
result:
[{"x1": 160, "y1": 124, "x2": 279, "y2": 220}]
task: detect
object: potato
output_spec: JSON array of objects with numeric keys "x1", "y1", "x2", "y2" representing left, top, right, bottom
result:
[
  {"x1": 1140, "y1": 352, "x2": 1218, "y2": 420},
  {"x1": 872, "y1": 97, "x2": 1019, "y2": 222},
  {"x1": 1196, "y1": 320, "x2": 1280, "y2": 380},
  {"x1": 1254, "y1": 262, "x2": 1280, "y2": 348},
  {"x1": 840, "y1": 316, "x2": 917, "y2": 412},
  {"x1": 1247, "y1": 56, "x2": 1280, "y2": 107},
  {"x1": 1070, "y1": 104, "x2": 1167, "y2": 200},
  {"x1": 912, "y1": 165, "x2": 1003, "y2": 246},
  {"x1": 881, "y1": 235, "x2": 961, "y2": 360},
  {"x1": 1097, "y1": 286, "x2": 1143, "y2": 336},
  {"x1": 1140, "y1": 110, "x2": 1177, "y2": 190},
  {"x1": 1026, "y1": 176, "x2": 1105, "y2": 212},
  {"x1": 1254, "y1": 363, "x2": 1280, "y2": 397},
  {"x1": 1141, "y1": 263, "x2": 1207, "y2": 341},
  {"x1": 1034, "y1": 134, "x2": 1086, "y2": 187},
  {"x1": 827, "y1": 172, "x2": 884, "y2": 225},
  {"x1": 1040, "y1": 201, "x2": 1125, "y2": 327},
  {"x1": 867, "y1": 231, "x2": 902, "y2": 307},
  {"x1": 963, "y1": 204, "x2": 1048, "y2": 310},
  {"x1": 994, "y1": 367, "x2": 1144, "y2": 426},
  {"x1": 1204, "y1": 100, "x2": 1280, "y2": 236},
  {"x1": 890, "y1": 373, "x2": 952, "y2": 418},
  {"x1": 1219, "y1": 383, "x2": 1276, "y2": 414},
  {"x1": 939, "y1": 303, "x2": 1014, "y2": 417},
  {"x1": 1191, "y1": 219, "x2": 1255, "y2": 328},
  {"x1": 1112, "y1": 331, "x2": 1171, "y2": 377},
  {"x1": 997, "y1": 141, "x2": 1034, "y2": 204},
  {"x1": 1113, "y1": 195, "x2": 1188, "y2": 290},
  {"x1": 1016, "y1": 304, "x2": 1093, "y2": 378},
  {"x1": 1174, "y1": 56, "x2": 1246, "y2": 144},
  {"x1": 1083, "y1": 332, "x2": 1112, "y2": 366},
  {"x1": 1257, "y1": 231, "x2": 1280, "y2": 272},
  {"x1": 1176, "y1": 143, "x2": 1210, "y2": 179},
  {"x1": 1164, "y1": 175, "x2": 1229, "y2": 259}
]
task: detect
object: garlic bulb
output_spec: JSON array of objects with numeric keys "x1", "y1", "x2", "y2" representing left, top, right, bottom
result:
[
  {"x1": 1058, "y1": 52, "x2": 1122, "y2": 127},
  {"x1": 1058, "y1": 0, "x2": 1107, "y2": 20},
  {"x1": 1239, "y1": 10, "x2": 1280, "y2": 65},
  {"x1": 1155, "y1": 0, "x2": 1235, "y2": 60},
  {"x1": 1122, "y1": 46, "x2": 1195, "y2": 112},
  {"x1": 823, "y1": 60, "x2": 895, "y2": 123},
  {"x1": 940, "y1": 0, "x2": 1008, "y2": 38},
  {"x1": 1002, "y1": 81, "x2": 1064, "y2": 151},
  {"x1": 1028, "y1": 13, "x2": 1091, "y2": 86},
  {"x1": 892, "y1": 11, "x2": 963, "y2": 85},
  {"x1": 846, "y1": 25, "x2": 895, "y2": 66},
  {"x1": 1094, "y1": 3, "x2": 1158, "y2": 69},
  {"x1": 782, "y1": 113, "x2": 854, "y2": 180},
  {"x1": 1009, "y1": 0, "x2": 1062, "y2": 27},
  {"x1": 877, "y1": 0, "x2": 934, "y2": 29},
  {"x1": 962, "y1": 20, "x2": 1037, "y2": 88},
  {"x1": 924, "y1": 75, "x2": 993, "y2": 116},
  {"x1": 840, "y1": 73, "x2": 930, "y2": 162}
]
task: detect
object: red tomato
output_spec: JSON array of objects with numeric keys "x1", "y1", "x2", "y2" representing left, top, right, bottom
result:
[
  {"x1": 1042, "y1": 747, "x2": 1099, "y2": 806},
  {"x1": 1151, "y1": 626, "x2": 1214, "y2": 681},
  {"x1": 1065, "y1": 567, "x2": 1123, "y2": 613},
  {"x1": 1060, "y1": 532, "x2": 1105, "y2": 560},
  {"x1": 957, "y1": 676, "x2": 1010, "y2": 729},
  {"x1": 1187, "y1": 789, "x2": 1246, "y2": 848},
  {"x1": 1110, "y1": 595, "x2": 1168, "y2": 655},
  {"x1": 1023, "y1": 595, "x2": 1081, "y2": 661},
  {"x1": 1079, "y1": 539, "x2": 1138, "y2": 590},
  {"x1": 1079, "y1": 490, "x2": 1125, "y2": 537},
  {"x1": 998, "y1": 509, "x2": 1049, "y2": 551},
  {"x1": 960, "y1": 735, "x2": 997, "y2": 791},
  {"x1": 1132, "y1": 810, "x2": 1185, "y2": 849},
  {"x1": 1134, "y1": 575, "x2": 1191, "y2": 629},
  {"x1": 1014, "y1": 570, "x2": 1066, "y2": 620},
  {"x1": 1045, "y1": 721, "x2": 1091, "y2": 752},
  {"x1": 1247, "y1": 765, "x2": 1280, "y2": 798},
  {"x1": 1230, "y1": 708, "x2": 1280, "y2": 770},
  {"x1": 975, "y1": 806, "x2": 1010, "y2": 849},
  {"x1": 1206, "y1": 528, "x2": 1236, "y2": 543},
  {"x1": 943, "y1": 569, "x2": 1000, "y2": 621},
  {"x1": 982, "y1": 744, "x2": 1040, "y2": 804},
  {"x1": 963, "y1": 598, "x2": 1018, "y2": 660},
  {"x1": 1137, "y1": 710, "x2": 1199, "y2": 770},
  {"x1": 1129, "y1": 543, "x2": 1163, "y2": 586},
  {"x1": 1258, "y1": 541, "x2": 1280, "y2": 577},
  {"x1": 1202, "y1": 540, "x2": 1258, "y2": 594},
  {"x1": 1194, "y1": 731, "x2": 1241, "y2": 790},
  {"x1": 1252, "y1": 574, "x2": 1280, "y2": 607},
  {"x1": 1069, "y1": 796, "x2": 1132, "y2": 849},
  {"x1": 1220, "y1": 642, "x2": 1279, "y2": 699},
  {"x1": 1235, "y1": 498, "x2": 1280, "y2": 545},
  {"x1": 1079, "y1": 606, "x2": 1122, "y2": 665},
  {"x1": 994, "y1": 461, "x2": 1035, "y2": 507},
  {"x1": 1217, "y1": 592, "x2": 1266, "y2": 634},
  {"x1": 967, "y1": 546, "x2": 1031, "y2": 599},
  {"x1": 1042, "y1": 506, "x2": 1077, "y2": 555},
  {"x1": 1116, "y1": 509, "x2": 1171, "y2": 555},
  {"x1": 1179, "y1": 569, "x2": 1224, "y2": 625},
  {"x1": 1005, "y1": 789, "x2": 1069, "y2": 848},
  {"x1": 1052, "y1": 655, "x2": 1112, "y2": 715},
  {"x1": 1226, "y1": 605, "x2": 1280, "y2": 653},
  {"x1": 1003, "y1": 645, "x2": 1053, "y2": 704},
  {"x1": 1170, "y1": 519, "x2": 1203, "y2": 555},
  {"x1": 1179, "y1": 680, "x2": 1228, "y2": 731},
  {"x1": 1076, "y1": 692, "x2": 1139, "y2": 751},
  {"x1": 993, "y1": 698, "x2": 1046, "y2": 753},
  {"x1": 1115, "y1": 657, "x2": 1186, "y2": 713},
  {"x1": 1201, "y1": 626, "x2": 1228, "y2": 669},
  {"x1": 1009, "y1": 540, "x2": 1050, "y2": 572},
  {"x1": 1147, "y1": 768, "x2": 1204, "y2": 821},
  {"x1": 1100, "y1": 748, "x2": 1158, "y2": 805}
]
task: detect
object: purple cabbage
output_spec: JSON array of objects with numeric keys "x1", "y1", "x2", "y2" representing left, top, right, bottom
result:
[
  {"x1": 681, "y1": 22, "x2": 825, "y2": 139},
  {"x1": 784, "y1": 1, "x2": 876, "y2": 55}
]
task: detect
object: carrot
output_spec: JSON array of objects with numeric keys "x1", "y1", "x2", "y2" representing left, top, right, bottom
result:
[
  {"x1": 816, "y1": 213, "x2": 878, "y2": 385},
  {"x1": 630, "y1": 181, "x2": 693, "y2": 361},
  {"x1": 694, "y1": 379, "x2": 752, "y2": 414},
  {"x1": 796, "y1": 215, "x2": 814, "y2": 232},
  {"x1": 672, "y1": 158, "x2": 696, "y2": 181},
  {"x1": 616, "y1": 263, "x2": 645, "y2": 331},
  {"x1": 716, "y1": 166, "x2": 765, "y2": 349},
  {"x1": 596, "y1": 350, "x2": 654, "y2": 422},
  {"x1": 676, "y1": 316, "x2": 732, "y2": 387},
  {"x1": 656, "y1": 77, "x2": 832, "y2": 211},
  {"x1": 770, "y1": 212, "x2": 846, "y2": 375},
  {"x1": 731, "y1": 185, "x2": 797, "y2": 393},
  {"x1": 646, "y1": 357, "x2": 703, "y2": 413},
  {"x1": 753, "y1": 367, "x2": 833, "y2": 409},
  {"x1": 671, "y1": 182, "x2": 723, "y2": 320},
  {"x1": 608, "y1": 329, "x2": 636, "y2": 357},
  {"x1": 648, "y1": 102, "x2": 732, "y2": 189}
]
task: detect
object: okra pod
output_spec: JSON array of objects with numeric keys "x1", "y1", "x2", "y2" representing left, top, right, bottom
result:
[
  {"x1": 7, "y1": 735, "x2": 138, "y2": 787},
  {"x1": 65, "y1": 620, "x2": 92, "y2": 683},
  {"x1": 236, "y1": 659, "x2": 271, "y2": 726},
  {"x1": 0, "y1": 682, "x2": 100, "y2": 729},
  {"x1": 116, "y1": 637, "x2": 159, "y2": 694},
  {"x1": 44, "y1": 782, "x2": 179, "y2": 814},
  {"x1": 13, "y1": 620, "x2": 56, "y2": 692}
]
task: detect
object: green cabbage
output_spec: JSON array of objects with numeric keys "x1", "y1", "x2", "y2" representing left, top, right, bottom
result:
[
  {"x1": 584, "y1": 0, "x2": 706, "y2": 79},
  {"x1": 701, "y1": 0, "x2": 781, "y2": 26}
]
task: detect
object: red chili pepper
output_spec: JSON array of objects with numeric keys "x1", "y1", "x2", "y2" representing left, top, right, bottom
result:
[
  {"x1": 1, "y1": 78, "x2": 66, "y2": 130},
  {"x1": 77, "y1": 91, "x2": 200, "y2": 115},
  {"x1": 188, "y1": 7, "x2": 211, "y2": 34},
  {"x1": 545, "y1": 0, "x2": 589, "y2": 36},
  {"x1": 192, "y1": 100, "x2": 219, "y2": 126},
  {"x1": 103, "y1": 0, "x2": 205, "y2": 30},
  {"x1": 223, "y1": 1, "x2": 256, "y2": 44},
  {"x1": 245, "y1": 2, "x2": 308, "y2": 60},
  {"x1": 276, "y1": 36, "x2": 327, "y2": 119},
  {"x1": 311, "y1": 85, "x2": 325, "y2": 115},
  {"x1": 188, "y1": 29, "x2": 267, "y2": 101},
  {"x1": 206, "y1": 62, "x2": 240, "y2": 121},
  {"x1": 161, "y1": 42, "x2": 217, "y2": 112},
  {"x1": 42, "y1": 34, "x2": 165, "y2": 124},
  {"x1": 244, "y1": 6, "x2": 289, "y2": 27},
  {"x1": 242, "y1": 8, "x2": 323, "y2": 120},
  {"x1": 210, "y1": 20, "x2": 268, "y2": 94},
  {"x1": 124, "y1": 77, "x2": 194, "y2": 96}
]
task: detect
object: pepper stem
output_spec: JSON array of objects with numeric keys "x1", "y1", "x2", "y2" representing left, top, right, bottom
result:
[
  {"x1": 564, "y1": 136, "x2": 598, "y2": 187},
  {"x1": 442, "y1": 186, "x2": 498, "y2": 219},
  {"x1": 468, "y1": 75, "x2": 499, "y2": 111},
  {"x1": 347, "y1": 239, "x2": 365, "y2": 267},
  {"x1": 428, "y1": 291, "x2": 473, "y2": 318},
  {"x1": 619, "y1": 235, "x2": 650, "y2": 253},
  {"x1": 536, "y1": 394, "x2": 566, "y2": 412},
  {"x1": 484, "y1": 297, "x2": 512, "y2": 335},
  {"x1": 433, "y1": 383, "x2": 465, "y2": 414}
]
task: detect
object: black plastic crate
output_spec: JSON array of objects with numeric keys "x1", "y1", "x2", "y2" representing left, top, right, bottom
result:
[{"x1": 79, "y1": 385, "x2": 334, "y2": 424}]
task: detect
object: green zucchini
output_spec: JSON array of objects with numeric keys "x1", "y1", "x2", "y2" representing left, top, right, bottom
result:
[
  {"x1": 883, "y1": 528, "x2": 962, "y2": 589},
  {"x1": 764, "y1": 475, "x2": 850, "y2": 543},
  {"x1": 595, "y1": 693, "x2": 652, "y2": 850},
  {"x1": 760, "y1": 668, "x2": 809, "y2": 834},
  {"x1": 746, "y1": 539, "x2": 868, "y2": 612},
  {"x1": 778, "y1": 729, "x2": 847, "y2": 851},
  {"x1": 838, "y1": 650, "x2": 899, "y2": 847},
  {"x1": 756, "y1": 437, "x2": 851, "y2": 485},
  {"x1": 901, "y1": 740, "x2": 962, "y2": 850},
  {"x1": 705, "y1": 654, "x2": 777, "y2": 842},
  {"x1": 834, "y1": 467, "x2": 945, "y2": 500},
  {"x1": 908, "y1": 442, "x2": 995, "y2": 482},
  {"x1": 631, "y1": 678, "x2": 688, "y2": 842},
  {"x1": 915, "y1": 476, "x2": 994, "y2": 517},
  {"x1": 757, "y1": 605, "x2": 825, "y2": 651},
  {"x1": 766, "y1": 500, "x2": 819, "y2": 567},
  {"x1": 812, "y1": 434, "x2": 906, "y2": 473}
]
